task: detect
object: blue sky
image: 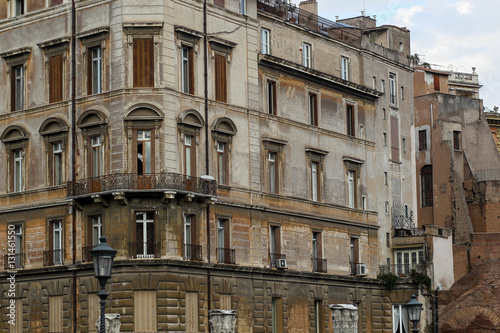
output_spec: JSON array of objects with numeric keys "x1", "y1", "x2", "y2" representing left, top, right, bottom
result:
[{"x1": 290, "y1": 0, "x2": 500, "y2": 109}]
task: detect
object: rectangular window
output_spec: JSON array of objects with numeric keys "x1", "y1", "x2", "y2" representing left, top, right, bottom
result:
[
  {"x1": 308, "y1": 93, "x2": 318, "y2": 126},
  {"x1": 91, "y1": 216, "x2": 102, "y2": 246},
  {"x1": 217, "y1": 141, "x2": 228, "y2": 185},
  {"x1": 215, "y1": 53, "x2": 227, "y2": 102},
  {"x1": 340, "y1": 56, "x2": 349, "y2": 80},
  {"x1": 383, "y1": 133, "x2": 387, "y2": 146},
  {"x1": 49, "y1": 296, "x2": 63, "y2": 333},
  {"x1": 214, "y1": 0, "x2": 224, "y2": 7},
  {"x1": 186, "y1": 292, "x2": 199, "y2": 333},
  {"x1": 302, "y1": 42, "x2": 311, "y2": 68},
  {"x1": 390, "y1": 116, "x2": 400, "y2": 162},
  {"x1": 434, "y1": 74, "x2": 440, "y2": 92},
  {"x1": 421, "y1": 166, "x2": 433, "y2": 207},
  {"x1": 184, "y1": 135, "x2": 197, "y2": 177},
  {"x1": 240, "y1": 0, "x2": 246, "y2": 14},
  {"x1": 389, "y1": 73, "x2": 397, "y2": 105},
  {"x1": 269, "y1": 225, "x2": 281, "y2": 267},
  {"x1": 90, "y1": 136, "x2": 102, "y2": 178},
  {"x1": 52, "y1": 141, "x2": 63, "y2": 186},
  {"x1": 312, "y1": 231, "x2": 325, "y2": 272},
  {"x1": 311, "y1": 161, "x2": 319, "y2": 201},
  {"x1": 453, "y1": 131, "x2": 461, "y2": 150},
  {"x1": 261, "y1": 29, "x2": 270, "y2": 55},
  {"x1": 134, "y1": 291, "x2": 157, "y2": 332},
  {"x1": 272, "y1": 297, "x2": 283, "y2": 333},
  {"x1": 133, "y1": 38, "x2": 154, "y2": 87},
  {"x1": 418, "y1": 130, "x2": 427, "y2": 151},
  {"x1": 372, "y1": 76, "x2": 376, "y2": 90},
  {"x1": 314, "y1": 300, "x2": 324, "y2": 333},
  {"x1": 49, "y1": 54, "x2": 63, "y2": 103},
  {"x1": 381, "y1": 79, "x2": 385, "y2": 93},
  {"x1": 11, "y1": 65, "x2": 24, "y2": 111},
  {"x1": 346, "y1": 104, "x2": 355, "y2": 136},
  {"x1": 401, "y1": 86, "x2": 404, "y2": 100},
  {"x1": 362, "y1": 196, "x2": 367, "y2": 210},
  {"x1": 15, "y1": 0, "x2": 24, "y2": 16},
  {"x1": 88, "y1": 46, "x2": 102, "y2": 95},
  {"x1": 13, "y1": 149, "x2": 23, "y2": 192},
  {"x1": 217, "y1": 218, "x2": 232, "y2": 264},
  {"x1": 8, "y1": 225, "x2": 23, "y2": 269},
  {"x1": 52, "y1": 220, "x2": 63, "y2": 265},
  {"x1": 136, "y1": 130, "x2": 152, "y2": 175},
  {"x1": 392, "y1": 305, "x2": 409, "y2": 333},
  {"x1": 268, "y1": 151, "x2": 279, "y2": 194},
  {"x1": 267, "y1": 80, "x2": 277, "y2": 115},
  {"x1": 350, "y1": 237, "x2": 359, "y2": 274},
  {"x1": 402, "y1": 138, "x2": 407, "y2": 154},
  {"x1": 135, "y1": 212, "x2": 155, "y2": 258},
  {"x1": 181, "y1": 46, "x2": 194, "y2": 94},
  {"x1": 347, "y1": 170, "x2": 356, "y2": 208},
  {"x1": 184, "y1": 215, "x2": 200, "y2": 260},
  {"x1": 384, "y1": 172, "x2": 388, "y2": 186}
]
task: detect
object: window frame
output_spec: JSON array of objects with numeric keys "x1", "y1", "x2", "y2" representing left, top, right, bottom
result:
[
  {"x1": 91, "y1": 215, "x2": 102, "y2": 247},
  {"x1": 390, "y1": 116, "x2": 400, "y2": 163},
  {"x1": 217, "y1": 218, "x2": 232, "y2": 263},
  {"x1": 340, "y1": 56, "x2": 349, "y2": 80},
  {"x1": 343, "y1": 158, "x2": 363, "y2": 209},
  {"x1": 212, "y1": 117, "x2": 237, "y2": 185},
  {"x1": 392, "y1": 304, "x2": 409, "y2": 333},
  {"x1": 389, "y1": 73, "x2": 397, "y2": 106},
  {"x1": 135, "y1": 129, "x2": 154, "y2": 175},
  {"x1": 183, "y1": 214, "x2": 198, "y2": 260},
  {"x1": 306, "y1": 148, "x2": 327, "y2": 202},
  {"x1": 308, "y1": 92, "x2": 318, "y2": 126},
  {"x1": 267, "y1": 79, "x2": 277, "y2": 115},
  {"x1": 181, "y1": 45, "x2": 195, "y2": 94},
  {"x1": 269, "y1": 225, "x2": 282, "y2": 267},
  {"x1": 421, "y1": 165, "x2": 433, "y2": 207},
  {"x1": 263, "y1": 138, "x2": 286, "y2": 195},
  {"x1": 261, "y1": 28, "x2": 270, "y2": 55},
  {"x1": 453, "y1": 130, "x2": 462, "y2": 150},
  {"x1": 88, "y1": 45, "x2": 103, "y2": 95},
  {"x1": 214, "y1": 53, "x2": 228, "y2": 103},
  {"x1": 1, "y1": 48, "x2": 31, "y2": 112},
  {"x1": 50, "y1": 219, "x2": 63, "y2": 265},
  {"x1": 418, "y1": 129, "x2": 428, "y2": 151},
  {"x1": 135, "y1": 211, "x2": 155, "y2": 259},
  {"x1": 346, "y1": 104, "x2": 355, "y2": 137},
  {"x1": 302, "y1": 42, "x2": 311, "y2": 68},
  {"x1": 38, "y1": 38, "x2": 70, "y2": 104}
]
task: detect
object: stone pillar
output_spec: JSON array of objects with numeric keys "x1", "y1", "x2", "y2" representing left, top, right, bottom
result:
[
  {"x1": 329, "y1": 304, "x2": 358, "y2": 333},
  {"x1": 209, "y1": 309, "x2": 237, "y2": 333},
  {"x1": 95, "y1": 313, "x2": 121, "y2": 333}
]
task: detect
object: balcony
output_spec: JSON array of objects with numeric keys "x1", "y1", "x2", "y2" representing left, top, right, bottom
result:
[
  {"x1": 257, "y1": 0, "x2": 361, "y2": 47},
  {"x1": 270, "y1": 252, "x2": 286, "y2": 268},
  {"x1": 43, "y1": 249, "x2": 64, "y2": 266},
  {"x1": 183, "y1": 244, "x2": 202, "y2": 261},
  {"x1": 216, "y1": 247, "x2": 235, "y2": 264},
  {"x1": 67, "y1": 172, "x2": 217, "y2": 197},
  {"x1": 129, "y1": 241, "x2": 162, "y2": 259},
  {"x1": 4, "y1": 253, "x2": 24, "y2": 270},
  {"x1": 392, "y1": 201, "x2": 415, "y2": 236},
  {"x1": 378, "y1": 263, "x2": 427, "y2": 277},
  {"x1": 313, "y1": 258, "x2": 327, "y2": 273}
]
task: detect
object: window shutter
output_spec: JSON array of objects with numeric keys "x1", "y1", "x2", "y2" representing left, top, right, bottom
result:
[
  {"x1": 275, "y1": 227, "x2": 281, "y2": 254},
  {"x1": 49, "y1": 54, "x2": 63, "y2": 103},
  {"x1": 133, "y1": 38, "x2": 154, "y2": 88},
  {"x1": 48, "y1": 143, "x2": 54, "y2": 186},
  {"x1": 186, "y1": 292, "x2": 199, "y2": 333},
  {"x1": 190, "y1": 137, "x2": 196, "y2": 177},
  {"x1": 214, "y1": 0, "x2": 224, "y2": 7},
  {"x1": 10, "y1": 68, "x2": 16, "y2": 111},
  {"x1": 87, "y1": 50, "x2": 93, "y2": 95},
  {"x1": 136, "y1": 219, "x2": 143, "y2": 256},
  {"x1": 134, "y1": 291, "x2": 157, "y2": 332},
  {"x1": 88, "y1": 294, "x2": 99, "y2": 331},
  {"x1": 188, "y1": 47, "x2": 194, "y2": 94},
  {"x1": 390, "y1": 116, "x2": 400, "y2": 162},
  {"x1": 191, "y1": 215, "x2": 197, "y2": 246},
  {"x1": 147, "y1": 220, "x2": 154, "y2": 254},
  {"x1": 215, "y1": 54, "x2": 227, "y2": 102},
  {"x1": 272, "y1": 82, "x2": 277, "y2": 115},
  {"x1": 49, "y1": 296, "x2": 63, "y2": 333},
  {"x1": 150, "y1": 129, "x2": 155, "y2": 173}
]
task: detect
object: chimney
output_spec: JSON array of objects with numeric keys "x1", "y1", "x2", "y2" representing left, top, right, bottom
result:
[{"x1": 299, "y1": 0, "x2": 318, "y2": 17}]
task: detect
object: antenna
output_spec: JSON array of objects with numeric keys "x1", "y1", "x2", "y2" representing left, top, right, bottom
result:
[{"x1": 359, "y1": 2, "x2": 366, "y2": 16}]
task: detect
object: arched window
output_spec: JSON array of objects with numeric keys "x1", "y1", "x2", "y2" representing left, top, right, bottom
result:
[
  {"x1": 1, "y1": 125, "x2": 30, "y2": 192},
  {"x1": 39, "y1": 117, "x2": 69, "y2": 186},
  {"x1": 421, "y1": 165, "x2": 433, "y2": 207},
  {"x1": 211, "y1": 117, "x2": 237, "y2": 185}
]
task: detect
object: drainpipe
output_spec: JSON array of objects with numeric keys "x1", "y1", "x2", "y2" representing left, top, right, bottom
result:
[
  {"x1": 203, "y1": 0, "x2": 213, "y2": 325},
  {"x1": 70, "y1": 0, "x2": 78, "y2": 331}
]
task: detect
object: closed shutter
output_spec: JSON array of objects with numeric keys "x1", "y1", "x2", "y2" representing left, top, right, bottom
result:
[
  {"x1": 220, "y1": 294, "x2": 231, "y2": 310},
  {"x1": 49, "y1": 296, "x2": 63, "y2": 333},
  {"x1": 390, "y1": 116, "x2": 400, "y2": 163},
  {"x1": 133, "y1": 38, "x2": 154, "y2": 87},
  {"x1": 215, "y1": 54, "x2": 227, "y2": 102},
  {"x1": 10, "y1": 67, "x2": 16, "y2": 111},
  {"x1": 87, "y1": 50, "x2": 93, "y2": 95},
  {"x1": 49, "y1": 54, "x2": 63, "y2": 103},
  {"x1": 190, "y1": 137, "x2": 196, "y2": 177},
  {"x1": 186, "y1": 292, "x2": 199, "y2": 333},
  {"x1": 88, "y1": 294, "x2": 99, "y2": 331},
  {"x1": 134, "y1": 291, "x2": 157, "y2": 332},
  {"x1": 188, "y1": 47, "x2": 194, "y2": 94}
]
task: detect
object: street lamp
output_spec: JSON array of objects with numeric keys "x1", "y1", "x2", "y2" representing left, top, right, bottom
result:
[
  {"x1": 407, "y1": 294, "x2": 423, "y2": 333},
  {"x1": 90, "y1": 236, "x2": 117, "y2": 333}
]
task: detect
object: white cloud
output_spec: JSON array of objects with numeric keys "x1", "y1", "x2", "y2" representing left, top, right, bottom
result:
[
  {"x1": 393, "y1": 5, "x2": 423, "y2": 28},
  {"x1": 453, "y1": 1, "x2": 472, "y2": 14}
]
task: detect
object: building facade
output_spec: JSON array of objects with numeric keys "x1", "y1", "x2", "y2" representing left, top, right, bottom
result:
[{"x1": 0, "y1": 0, "x2": 418, "y2": 332}]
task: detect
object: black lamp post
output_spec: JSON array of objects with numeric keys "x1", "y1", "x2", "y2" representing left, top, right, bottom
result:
[
  {"x1": 90, "y1": 236, "x2": 117, "y2": 333},
  {"x1": 407, "y1": 294, "x2": 423, "y2": 333}
]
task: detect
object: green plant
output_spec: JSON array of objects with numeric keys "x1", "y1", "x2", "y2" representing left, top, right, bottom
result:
[
  {"x1": 377, "y1": 271, "x2": 399, "y2": 290},
  {"x1": 410, "y1": 270, "x2": 431, "y2": 291}
]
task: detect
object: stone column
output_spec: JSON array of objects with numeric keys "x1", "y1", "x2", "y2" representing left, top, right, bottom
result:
[
  {"x1": 95, "y1": 313, "x2": 121, "y2": 333},
  {"x1": 209, "y1": 309, "x2": 237, "y2": 333},
  {"x1": 329, "y1": 304, "x2": 358, "y2": 333}
]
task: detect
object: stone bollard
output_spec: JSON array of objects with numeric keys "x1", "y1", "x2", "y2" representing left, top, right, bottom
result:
[
  {"x1": 95, "y1": 313, "x2": 121, "y2": 333},
  {"x1": 329, "y1": 304, "x2": 358, "y2": 333},
  {"x1": 209, "y1": 309, "x2": 237, "y2": 333}
]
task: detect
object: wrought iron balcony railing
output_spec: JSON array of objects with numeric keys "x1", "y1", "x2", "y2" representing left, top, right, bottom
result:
[
  {"x1": 216, "y1": 247, "x2": 235, "y2": 264},
  {"x1": 67, "y1": 172, "x2": 217, "y2": 197},
  {"x1": 313, "y1": 257, "x2": 327, "y2": 273},
  {"x1": 183, "y1": 244, "x2": 202, "y2": 261},
  {"x1": 378, "y1": 263, "x2": 427, "y2": 276},
  {"x1": 392, "y1": 201, "x2": 415, "y2": 235},
  {"x1": 4, "y1": 253, "x2": 24, "y2": 270},
  {"x1": 129, "y1": 241, "x2": 162, "y2": 259},
  {"x1": 43, "y1": 249, "x2": 64, "y2": 266}
]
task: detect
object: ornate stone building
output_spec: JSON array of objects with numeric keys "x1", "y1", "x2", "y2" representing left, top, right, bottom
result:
[{"x1": 0, "y1": 0, "x2": 418, "y2": 332}]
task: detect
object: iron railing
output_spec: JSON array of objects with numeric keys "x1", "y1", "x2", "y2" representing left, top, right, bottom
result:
[
  {"x1": 43, "y1": 249, "x2": 64, "y2": 266},
  {"x1": 129, "y1": 241, "x2": 162, "y2": 259},
  {"x1": 392, "y1": 201, "x2": 415, "y2": 235},
  {"x1": 183, "y1": 244, "x2": 202, "y2": 261},
  {"x1": 216, "y1": 247, "x2": 235, "y2": 264},
  {"x1": 270, "y1": 252, "x2": 286, "y2": 268},
  {"x1": 378, "y1": 263, "x2": 426, "y2": 276},
  {"x1": 313, "y1": 258, "x2": 327, "y2": 273},
  {"x1": 257, "y1": 0, "x2": 362, "y2": 46},
  {"x1": 4, "y1": 253, "x2": 24, "y2": 270},
  {"x1": 67, "y1": 172, "x2": 217, "y2": 196}
]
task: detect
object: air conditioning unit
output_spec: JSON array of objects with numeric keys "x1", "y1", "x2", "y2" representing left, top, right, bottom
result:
[
  {"x1": 356, "y1": 263, "x2": 367, "y2": 276},
  {"x1": 276, "y1": 258, "x2": 287, "y2": 269}
]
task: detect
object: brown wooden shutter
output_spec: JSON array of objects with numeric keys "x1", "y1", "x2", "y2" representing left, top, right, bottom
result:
[
  {"x1": 275, "y1": 153, "x2": 280, "y2": 194},
  {"x1": 188, "y1": 47, "x2": 194, "y2": 94},
  {"x1": 353, "y1": 238, "x2": 359, "y2": 263},
  {"x1": 87, "y1": 49, "x2": 93, "y2": 95},
  {"x1": 190, "y1": 137, "x2": 196, "y2": 177},
  {"x1": 9, "y1": 151, "x2": 14, "y2": 192},
  {"x1": 150, "y1": 129, "x2": 155, "y2": 174},
  {"x1": 132, "y1": 130, "x2": 138, "y2": 174},
  {"x1": 191, "y1": 215, "x2": 197, "y2": 246},
  {"x1": 133, "y1": 38, "x2": 154, "y2": 88},
  {"x1": 433, "y1": 74, "x2": 440, "y2": 91},
  {"x1": 275, "y1": 227, "x2": 281, "y2": 254},
  {"x1": 136, "y1": 219, "x2": 143, "y2": 256},
  {"x1": 215, "y1": 54, "x2": 227, "y2": 102},
  {"x1": 313, "y1": 94, "x2": 318, "y2": 126},
  {"x1": 214, "y1": 0, "x2": 224, "y2": 7},
  {"x1": 271, "y1": 81, "x2": 277, "y2": 115},
  {"x1": 390, "y1": 116, "x2": 400, "y2": 162},
  {"x1": 48, "y1": 143, "x2": 54, "y2": 186},
  {"x1": 10, "y1": 67, "x2": 16, "y2": 111},
  {"x1": 49, "y1": 54, "x2": 63, "y2": 103}
]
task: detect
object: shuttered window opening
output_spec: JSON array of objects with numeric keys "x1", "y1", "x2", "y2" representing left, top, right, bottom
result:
[
  {"x1": 133, "y1": 38, "x2": 154, "y2": 88},
  {"x1": 390, "y1": 116, "x2": 400, "y2": 163},
  {"x1": 49, "y1": 296, "x2": 63, "y2": 333},
  {"x1": 49, "y1": 54, "x2": 63, "y2": 103},
  {"x1": 186, "y1": 292, "x2": 199, "y2": 333},
  {"x1": 88, "y1": 293, "x2": 99, "y2": 331},
  {"x1": 9, "y1": 299, "x2": 22, "y2": 333},
  {"x1": 215, "y1": 53, "x2": 227, "y2": 102},
  {"x1": 134, "y1": 291, "x2": 157, "y2": 332},
  {"x1": 220, "y1": 294, "x2": 231, "y2": 310}
]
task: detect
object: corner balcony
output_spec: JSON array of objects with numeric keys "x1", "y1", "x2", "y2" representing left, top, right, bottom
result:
[
  {"x1": 67, "y1": 173, "x2": 217, "y2": 197},
  {"x1": 392, "y1": 201, "x2": 415, "y2": 237}
]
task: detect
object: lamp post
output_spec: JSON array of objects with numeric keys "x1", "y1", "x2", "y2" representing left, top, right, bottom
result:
[
  {"x1": 407, "y1": 294, "x2": 423, "y2": 333},
  {"x1": 90, "y1": 236, "x2": 117, "y2": 333}
]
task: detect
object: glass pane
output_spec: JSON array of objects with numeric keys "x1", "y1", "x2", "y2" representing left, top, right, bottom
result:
[
  {"x1": 144, "y1": 141, "x2": 151, "y2": 174},
  {"x1": 186, "y1": 146, "x2": 191, "y2": 176}
]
